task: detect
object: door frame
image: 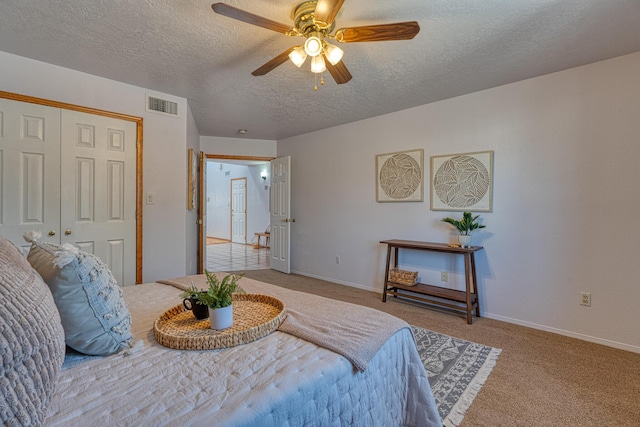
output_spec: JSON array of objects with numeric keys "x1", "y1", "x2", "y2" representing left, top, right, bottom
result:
[
  {"x1": 0, "y1": 90, "x2": 144, "y2": 284},
  {"x1": 199, "y1": 154, "x2": 275, "y2": 273}
]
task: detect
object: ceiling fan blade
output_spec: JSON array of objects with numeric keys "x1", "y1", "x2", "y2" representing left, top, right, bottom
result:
[
  {"x1": 251, "y1": 47, "x2": 296, "y2": 76},
  {"x1": 325, "y1": 59, "x2": 352, "y2": 84},
  {"x1": 314, "y1": 0, "x2": 346, "y2": 26},
  {"x1": 212, "y1": 3, "x2": 293, "y2": 34},
  {"x1": 335, "y1": 21, "x2": 420, "y2": 43}
]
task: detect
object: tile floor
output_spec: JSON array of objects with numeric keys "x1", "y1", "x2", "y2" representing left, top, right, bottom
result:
[{"x1": 205, "y1": 242, "x2": 270, "y2": 272}]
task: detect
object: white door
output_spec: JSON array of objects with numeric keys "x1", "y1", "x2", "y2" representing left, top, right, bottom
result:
[
  {"x1": 231, "y1": 178, "x2": 246, "y2": 244},
  {"x1": 0, "y1": 97, "x2": 137, "y2": 285},
  {"x1": 0, "y1": 99, "x2": 61, "y2": 255},
  {"x1": 269, "y1": 156, "x2": 292, "y2": 274},
  {"x1": 60, "y1": 110, "x2": 137, "y2": 285}
]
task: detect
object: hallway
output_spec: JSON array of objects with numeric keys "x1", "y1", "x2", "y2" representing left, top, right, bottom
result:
[{"x1": 205, "y1": 242, "x2": 270, "y2": 272}]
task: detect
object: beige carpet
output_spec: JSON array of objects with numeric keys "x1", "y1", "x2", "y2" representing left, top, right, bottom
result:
[{"x1": 229, "y1": 269, "x2": 640, "y2": 427}]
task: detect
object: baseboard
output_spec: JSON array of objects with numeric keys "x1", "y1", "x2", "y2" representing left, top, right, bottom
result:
[
  {"x1": 484, "y1": 313, "x2": 640, "y2": 354},
  {"x1": 290, "y1": 269, "x2": 640, "y2": 354},
  {"x1": 290, "y1": 270, "x2": 375, "y2": 293}
]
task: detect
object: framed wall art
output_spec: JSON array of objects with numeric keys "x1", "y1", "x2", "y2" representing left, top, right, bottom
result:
[
  {"x1": 187, "y1": 148, "x2": 197, "y2": 210},
  {"x1": 376, "y1": 149, "x2": 424, "y2": 202},
  {"x1": 431, "y1": 150, "x2": 494, "y2": 212}
]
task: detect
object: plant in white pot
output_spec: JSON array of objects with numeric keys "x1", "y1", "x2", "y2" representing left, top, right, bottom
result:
[
  {"x1": 441, "y1": 212, "x2": 486, "y2": 248},
  {"x1": 196, "y1": 270, "x2": 245, "y2": 330}
]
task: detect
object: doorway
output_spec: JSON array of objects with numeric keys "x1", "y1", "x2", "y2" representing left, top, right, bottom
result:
[{"x1": 204, "y1": 158, "x2": 271, "y2": 272}]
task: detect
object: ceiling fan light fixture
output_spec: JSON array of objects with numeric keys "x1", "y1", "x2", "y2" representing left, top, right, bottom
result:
[
  {"x1": 304, "y1": 35, "x2": 323, "y2": 57},
  {"x1": 310, "y1": 55, "x2": 326, "y2": 73},
  {"x1": 323, "y1": 42, "x2": 343, "y2": 65},
  {"x1": 289, "y1": 46, "x2": 307, "y2": 67}
]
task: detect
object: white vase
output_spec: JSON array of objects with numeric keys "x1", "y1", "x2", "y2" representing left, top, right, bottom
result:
[
  {"x1": 458, "y1": 235, "x2": 472, "y2": 248},
  {"x1": 209, "y1": 304, "x2": 233, "y2": 330}
]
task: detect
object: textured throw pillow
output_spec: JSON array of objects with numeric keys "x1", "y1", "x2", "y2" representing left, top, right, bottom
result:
[
  {"x1": 0, "y1": 235, "x2": 65, "y2": 426},
  {"x1": 27, "y1": 240, "x2": 133, "y2": 356}
]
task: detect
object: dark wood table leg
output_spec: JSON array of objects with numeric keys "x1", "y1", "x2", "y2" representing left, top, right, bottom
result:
[
  {"x1": 382, "y1": 244, "x2": 392, "y2": 302},
  {"x1": 470, "y1": 253, "x2": 480, "y2": 317},
  {"x1": 464, "y1": 253, "x2": 473, "y2": 324},
  {"x1": 393, "y1": 247, "x2": 400, "y2": 298}
]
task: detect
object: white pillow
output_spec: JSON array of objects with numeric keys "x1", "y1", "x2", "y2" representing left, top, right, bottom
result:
[{"x1": 27, "y1": 241, "x2": 133, "y2": 356}]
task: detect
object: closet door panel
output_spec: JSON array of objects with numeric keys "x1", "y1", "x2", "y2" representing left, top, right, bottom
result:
[
  {"x1": 60, "y1": 110, "x2": 136, "y2": 285},
  {"x1": 0, "y1": 99, "x2": 61, "y2": 255}
]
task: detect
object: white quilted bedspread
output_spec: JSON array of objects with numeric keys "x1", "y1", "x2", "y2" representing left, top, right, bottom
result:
[{"x1": 45, "y1": 281, "x2": 441, "y2": 427}]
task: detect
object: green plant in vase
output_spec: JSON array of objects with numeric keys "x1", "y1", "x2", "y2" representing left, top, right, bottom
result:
[
  {"x1": 441, "y1": 212, "x2": 486, "y2": 247},
  {"x1": 197, "y1": 270, "x2": 245, "y2": 330},
  {"x1": 197, "y1": 270, "x2": 245, "y2": 309}
]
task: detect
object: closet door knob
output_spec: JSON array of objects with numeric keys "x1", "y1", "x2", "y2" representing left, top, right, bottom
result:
[
  {"x1": 48, "y1": 230, "x2": 56, "y2": 236},
  {"x1": 65, "y1": 229, "x2": 72, "y2": 235}
]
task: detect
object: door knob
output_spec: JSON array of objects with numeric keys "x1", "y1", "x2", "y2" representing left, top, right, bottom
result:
[
  {"x1": 65, "y1": 229, "x2": 72, "y2": 235},
  {"x1": 48, "y1": 230, "x2": 56, "y2": 236}
]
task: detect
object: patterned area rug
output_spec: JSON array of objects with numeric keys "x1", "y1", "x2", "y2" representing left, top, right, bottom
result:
[{"x1": 412, "y1": 326, "x2": 502, "y2": 427}]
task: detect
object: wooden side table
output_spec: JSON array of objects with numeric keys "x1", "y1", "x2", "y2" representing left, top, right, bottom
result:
[
  {"x1": 380, "y1": 239, "x2": 484, "y2": 324},
  {"x1": 255, "y1": 232, "x2": 270, "y2": 248}
]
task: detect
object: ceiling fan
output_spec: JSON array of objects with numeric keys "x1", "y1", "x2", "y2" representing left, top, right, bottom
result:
[{"x1": 211, "y1": 1, "x2": 420, "y2": 87}]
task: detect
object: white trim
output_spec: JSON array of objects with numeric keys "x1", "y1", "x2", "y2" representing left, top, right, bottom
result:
[
  {"x1": 290, "y1": 270, "x2": 375, "y2": 292},
  {"x1": 483, "y1": 313, "x2": 640, "y2": 354},
  {"x1": 291, "y1": 270, "x2": 640, "y2": 355}
]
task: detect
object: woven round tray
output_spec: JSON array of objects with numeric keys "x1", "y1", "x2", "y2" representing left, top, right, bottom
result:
[{"x1": 154, "y1": 293, "x2": 286, "y2": 350}]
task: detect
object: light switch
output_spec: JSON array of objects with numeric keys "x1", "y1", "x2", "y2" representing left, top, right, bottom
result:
[{"x1": 146, "y1": 192, "x2": 155, "y2": 205}]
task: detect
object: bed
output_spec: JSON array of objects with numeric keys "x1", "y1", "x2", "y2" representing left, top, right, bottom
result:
[{"x1": 1, "y1": 236, "x2": 441, "y2": 426}]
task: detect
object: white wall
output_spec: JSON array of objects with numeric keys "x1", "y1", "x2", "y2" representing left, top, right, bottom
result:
[
  {"x1": 206, "y1": 162, "x2": 270, "y2": 242},
  {"x1": 277, "y1": 52, "x2": 640, "y2": 353},
  {"x1": 0, "y1": 51, "x2": 193, "y2": 283},
  {"x1": 200, "y1": 136, "x2": 276, "y2": 157}
]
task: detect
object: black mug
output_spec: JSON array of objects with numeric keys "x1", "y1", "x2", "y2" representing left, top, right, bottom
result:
[{"x1": 183, "y1": 297, "x2": 209, "y2": 320}]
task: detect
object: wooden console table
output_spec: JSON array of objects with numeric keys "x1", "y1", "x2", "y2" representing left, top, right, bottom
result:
[{"x1": 380, "y1": 239, "x2": 484, "y2": 324}]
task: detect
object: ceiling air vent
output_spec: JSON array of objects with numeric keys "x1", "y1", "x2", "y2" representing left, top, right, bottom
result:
[{"x1": 147, "y1": 96, "x2": 178, "y2": 116}]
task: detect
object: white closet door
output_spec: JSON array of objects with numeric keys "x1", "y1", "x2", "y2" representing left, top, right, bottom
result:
[
  {"x1": 0, "y1": 98, "x2": 61, "y2": 255},
  {"x1": 60, "y1": 110, "x2": 137, "y2": 286}
]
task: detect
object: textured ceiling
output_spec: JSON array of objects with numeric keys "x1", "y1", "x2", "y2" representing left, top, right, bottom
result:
[{"x1": 1, "y1": 0, "x2": 639, "y2": 140}]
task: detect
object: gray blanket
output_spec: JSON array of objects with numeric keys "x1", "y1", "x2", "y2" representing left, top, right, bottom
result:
[{"x1": 158, "y1": 274, "x2": 409, "y2": 372}]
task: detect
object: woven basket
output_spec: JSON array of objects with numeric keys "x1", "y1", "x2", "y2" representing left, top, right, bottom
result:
[
  {"x1": 389, "y1": 268, "x2": 418, "y2": 286},
  {"x1": 154, "y1": 293, "x2": 286, "y2": 350}
]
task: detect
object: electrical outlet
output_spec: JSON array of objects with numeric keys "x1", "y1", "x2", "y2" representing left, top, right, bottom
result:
[
  {"x1": 441, "y1": 272, "x2": 448, "y2": 282},
  {"x1": 336, "y1": 255, "x2": 341, "y2": 264},
  {"x1": 580, "y1": 292, "x2": 591, "y2": 306}
]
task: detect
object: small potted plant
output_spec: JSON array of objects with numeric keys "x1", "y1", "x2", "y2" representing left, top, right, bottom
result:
[
  {"x1": 196, "y1": 270, "x2": 245, "y2": 330},
  {"x1": 441, "y1": 212, "x2": 486, "y2": 247},
  {"x1": 179, "y1": 284, "x2": 209, "y2": 320}
]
